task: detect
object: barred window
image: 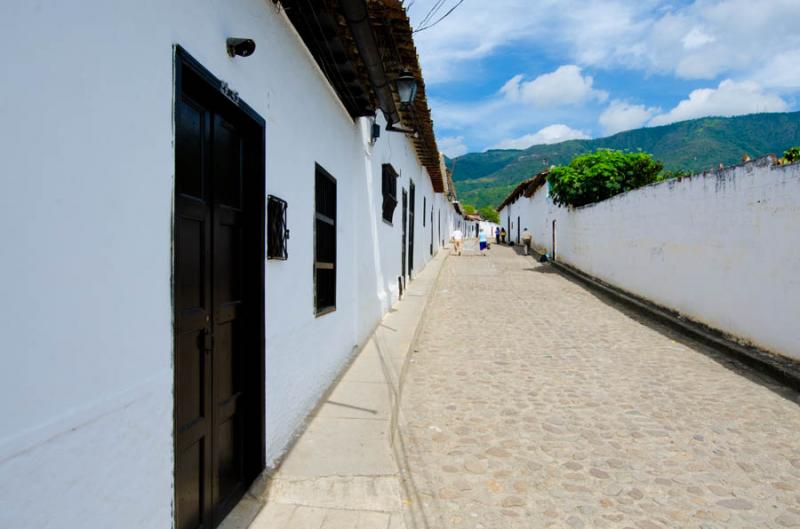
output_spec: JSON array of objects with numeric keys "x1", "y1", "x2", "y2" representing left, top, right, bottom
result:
[
  {"x1": 267, "y1": 195, "x2": 288, "y2": 260},
  {"x1": 382, "y1": 164, "x2": 398, "y2": 223},
  {"x1": 315, "y1": 165, "x2": 336, "y2": 315}
]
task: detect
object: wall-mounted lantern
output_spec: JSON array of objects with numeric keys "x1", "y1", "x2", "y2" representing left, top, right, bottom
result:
[{"x1": 395, "y1": 70, "x2": 418, "y2": 106}]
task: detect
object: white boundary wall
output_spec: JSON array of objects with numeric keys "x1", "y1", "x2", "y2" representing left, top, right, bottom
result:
[
  {"x1": 500, "y1": 158, "x2": 800, "y2": 359},
  {"x1": 0, "y1": 2, "x2": 457, "y2": 527}
]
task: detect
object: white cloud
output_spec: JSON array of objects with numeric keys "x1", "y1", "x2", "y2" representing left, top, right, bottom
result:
[
  {"x1": 409, "y1": 0, "x2": 800, "y2": 83},
  {"x1": 599, "y1": 80, "x2": 790, "y2": 135},
  {"x1": 649, "y1": 79, "x2": 788, "y2": 126},
  {"x1": 491, "y1": 124, "x2": 590, "y2": 150},
  {"x1": 753, "y1": 49, "x2": 800, "y2": 91},
  {"x1": 408, "y1": 0, "x2": 554, "y2": 84},
  {"x1": 558, "y1": 1, "x2": 657, "y2": 67},
  {"x1": 410, "y1": 0, "x2": 800, "y2": 152},
  {"x1": 438, "y1": 135, "x2": 468, "y2": 157},
  {"x1": 682, "y1": 26, "x2": 714, "y2": 50},
  {"x1": 500, "y1": 65, "x2": 607, "y2": 107},
  {"x1": 599, "y1": 100, "x2": 660, "y2": 135},
  {"x1": 621, "y1": 0, "x2": 800, "y2": 79}
]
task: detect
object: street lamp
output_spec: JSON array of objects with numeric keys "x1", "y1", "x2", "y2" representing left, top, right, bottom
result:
[{"x1": 396, "y1": 71, "x2": 418, "y2": 106}]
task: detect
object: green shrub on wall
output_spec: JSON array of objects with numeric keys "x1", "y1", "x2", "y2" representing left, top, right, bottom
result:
[
  {"x1": 547, "y1": 149, "x2": 664, "y2": 207},
  {"x1": 782, "y1": 146, "x2": 800, "y2": 164}
]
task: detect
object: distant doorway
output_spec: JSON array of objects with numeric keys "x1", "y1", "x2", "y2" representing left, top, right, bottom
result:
[
  {"x1": 408, "y1": 182, "x2": 415, "y2": 276},
  {"x1": 438, "y1": 209, "x2": 441, "y2": 246},
  {"x1": 401, "y1": 188, "x2": 408, "y2": 290},
  {"x1": 430, "y1": 209, "x2": 433, "y2": 255}
]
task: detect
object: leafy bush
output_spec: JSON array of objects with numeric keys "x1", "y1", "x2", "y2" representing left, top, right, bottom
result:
[
  {"x1": 660, "y1": 169, "x2": 693, "y2": 180},
  {"x1": 782, "y1": 146, "x2": 800, "y2": 164},
  {"x1": 547, "y1": 149, "x2": 664, "y2": 207}
]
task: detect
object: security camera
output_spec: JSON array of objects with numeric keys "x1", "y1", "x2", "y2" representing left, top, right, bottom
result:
[{"x1": 226, "y1": 38, "x2": 256, "y2": 57}]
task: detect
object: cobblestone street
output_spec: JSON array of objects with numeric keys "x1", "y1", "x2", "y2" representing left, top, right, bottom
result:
[{"x1": 400, "y1": 244, "x2": 800, "y2": 529}]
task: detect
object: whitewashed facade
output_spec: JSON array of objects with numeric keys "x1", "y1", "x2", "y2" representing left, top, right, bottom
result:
[{"x1": 0, "y1": 2, "x2": 464, "y2": 528}]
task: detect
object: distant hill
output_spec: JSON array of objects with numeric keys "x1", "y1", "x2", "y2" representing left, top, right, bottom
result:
[{"x1": 449, "y1": 111, "x2": 800, "y2": 208}]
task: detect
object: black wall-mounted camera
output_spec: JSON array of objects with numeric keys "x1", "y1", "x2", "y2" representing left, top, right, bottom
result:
[{"x1": 226, "y1": 38, "x2": 256, "y2": 58}]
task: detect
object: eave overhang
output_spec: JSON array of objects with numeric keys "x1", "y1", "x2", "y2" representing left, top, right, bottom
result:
[
  {"x1": 277, "y1": 0, "x2": 444, "y2": 192},
  {"x1": 497, "y1": 169, "x2": 549, "y2": 211}
]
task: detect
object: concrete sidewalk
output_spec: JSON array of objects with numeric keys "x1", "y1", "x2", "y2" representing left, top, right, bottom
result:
[{"x1": 219, "y1": 249, "x2": 450, "y2": 529}]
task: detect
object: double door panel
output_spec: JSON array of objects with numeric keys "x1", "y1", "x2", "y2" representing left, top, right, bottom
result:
[
  {"x1": 175, "y1": 89, "x2": 251, "y2": 529},
  {"x1": 401, "y1": 189, "x2": 408, "y2": 281}
]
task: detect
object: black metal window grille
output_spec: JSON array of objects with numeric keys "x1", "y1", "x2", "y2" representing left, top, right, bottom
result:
[
  {"x1": 382, "y1": 164, "x2": 398, "y2": 223},
  {"x1": 423, "y1": 196, "x2": 426, "y2": 226},
  {"x1": 267, "y1": 195, "x2": 289, "y2": 260},
  {"x1": 314, "y1": 165, "x2": 337, "y2": 315}
]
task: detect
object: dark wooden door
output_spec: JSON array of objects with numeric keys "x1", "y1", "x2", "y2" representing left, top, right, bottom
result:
[
  {"x1": 408, "y1": 183, "x2": 415, "y2": 276},
  {"x1": 174, "y1": 50, "x2": 264, "y2": 529},
  {"x1": 517, "y1": 216, "x2": 520, "y2": 243},
  {"x1": 430, "y1": 209, "x2": 433, "y2": 255},
  {"x1": 401, "y1": 189, "x2": 408, "y2": 282}
]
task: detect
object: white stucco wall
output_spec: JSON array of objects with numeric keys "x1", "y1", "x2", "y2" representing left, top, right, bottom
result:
[
  {"x1": 352, "y1": 113, "x2": 443, "y2": 344},
  {"x1": 0, "y1": 1, "x2": 448, "y2": 527},
  {"x1": 500, "y1": 197, "x2": 530, "y2": 245},
  {"x1": 498, "y1": 182, "x2": 551, "y2": 253},
  {"x1": 505, "y1": 159, "x2": 800, "y2": 359}
]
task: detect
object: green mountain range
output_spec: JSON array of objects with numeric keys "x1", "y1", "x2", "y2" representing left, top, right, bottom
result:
[{"x1": 448, "y1": 111, "x2": 800, "y2": 209}]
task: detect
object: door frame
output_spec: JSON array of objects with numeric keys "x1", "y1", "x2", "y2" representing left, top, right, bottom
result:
[
  {"x1": 408, "y1": 181, "x2": 415, "y2": 277},
  {"x1": 401, "y1": 188, "x2": 408, "y2": 290},
  {"x1": 173, "y1": 45, "x2": 266, "y2": 525},
  {"x1": 430, "y1": 208, "x2": 433, "y2": 256}
]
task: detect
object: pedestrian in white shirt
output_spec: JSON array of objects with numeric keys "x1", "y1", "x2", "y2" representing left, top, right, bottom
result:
[
  {"x1": 451, "y1": 228, "x2": 463, "y2": 256},
  {"x1": 521, "y1": 228, "x2": 532, "y2": 255}
]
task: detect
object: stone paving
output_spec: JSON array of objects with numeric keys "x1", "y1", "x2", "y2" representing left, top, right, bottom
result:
[{"x1": 399, "y1": 244, "x2": 800, "y2": 529}]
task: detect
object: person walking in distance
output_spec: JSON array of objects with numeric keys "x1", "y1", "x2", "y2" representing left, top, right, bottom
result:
[
  {"x1": 500, "y1": 227, "x2": 507, "y2": 244},
  {"x1": 495, "y1": 226, "x2": 500, "y2": 244},
  {"x1": 521, "y1": 227, "x2": 532, "y2": 255},
  {"x1": 479, "y1": 228, "x2": 488, "y2": 256},
  {"x1": 451, "y1": 227, "x2": 463, "y2": 256}
]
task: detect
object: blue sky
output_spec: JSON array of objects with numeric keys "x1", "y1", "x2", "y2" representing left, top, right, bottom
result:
[{"x1": 406, "y1": 0, "x2": 800, "y2": 157}]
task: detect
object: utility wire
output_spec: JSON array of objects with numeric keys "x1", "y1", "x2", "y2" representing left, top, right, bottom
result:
[
  {"x1": 418, "y1": 0, "x2": 447, "y2": 29},
  {"x1": 414, "y1": 0, "x2": 465, "y2": 33}
]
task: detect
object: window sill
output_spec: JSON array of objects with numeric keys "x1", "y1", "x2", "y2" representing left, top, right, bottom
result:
[{"x1": 315, "y1": 306, "x2": 336, "y2": 318}]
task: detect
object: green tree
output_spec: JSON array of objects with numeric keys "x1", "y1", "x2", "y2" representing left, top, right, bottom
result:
[
  {"x1": 478, "y1": 205, "x2": 500, "y2": 223},
  {"x1": 462, "y1": 203, "x2": 477, "y2": 215},
  {"x1": 547, "y1": 149, "x2": 664, "y2": 207}
]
